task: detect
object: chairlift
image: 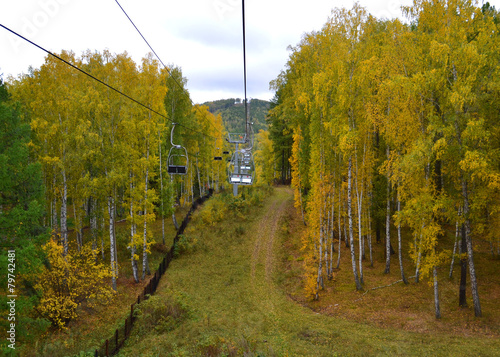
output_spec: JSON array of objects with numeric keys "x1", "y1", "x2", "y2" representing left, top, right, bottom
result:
[
  {"x1": 213, "y1": 139, "x2": 223, "y2": 161},
  {"x1": 230, "y1": 174, "x2": 242, "y2": 184},
  {"x1": 227, "y1": 132, "x2": 248, "y2": 144},
  {"x1": 167, "y1": 123, "x2": 188, "y2": 175},
  {"x1": 228, "y1": 149, "x2": 254, "y2": 186}
]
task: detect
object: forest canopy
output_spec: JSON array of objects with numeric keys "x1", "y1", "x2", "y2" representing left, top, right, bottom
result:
[
  {"x1": 268, "y1": 0, "x2": 500, "y2": 318},
  {"x1": 3, "y1": 50, "x2": 227, "y2": 334}
]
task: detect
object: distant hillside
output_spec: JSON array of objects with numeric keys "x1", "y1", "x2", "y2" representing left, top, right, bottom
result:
[{"x1": 203, "y1": 98, "x2": 270, "y2": 134}]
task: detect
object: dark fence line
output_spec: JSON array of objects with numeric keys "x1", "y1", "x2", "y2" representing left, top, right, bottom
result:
[{"x1": 94, "y1": 189, "x2": 213, "y2": 357}]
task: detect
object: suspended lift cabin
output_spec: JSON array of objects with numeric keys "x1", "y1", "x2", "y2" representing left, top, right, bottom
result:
[{"x1": 167, "y1": 123, "x2": 188, "y2": 175}]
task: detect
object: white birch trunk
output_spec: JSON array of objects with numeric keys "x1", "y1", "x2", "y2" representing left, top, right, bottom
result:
[
  {"x1": 51, "y1": 169, "x2": 58, "y2": 232},
  {"x1": 452, "y1": 91, "x2": 481, "y2": 317},
  {"x1": 113, "y1": 188, "x2": 118, "y2": 277},
  {"x1": 354, "y1": 142, "x2": 366, "y2": 284},
  {"x1": 397, "y1": 192, "x2": 408, "y2": 284},
  {"x1": 73, "y1": 203, "x2": 82, "y2": 252},
  {"x1": 142, "y1": 140, "x2": 151, "y2": 280},
  {"x1": 329, "y1": 196, "x2": 335, "y2": 278},
  {"x1": 130, "y1": 175, "x2": 139, "y2": 283},
  {"x1": 348, "y1": 156, "x2": 362, "y2": 290},
  {"x1": 357, "y1": 189, "x2": 364, "y2": 285},
  {"x1": 51, "y1": 193, "x2": 58, "y2": 232},
  {"x1": 108, "y1": 196, "x2": 117, "y2": 291},
  {"x1": 336, "y1": 185, "x2": 342, "y2": 269},
  {"x1": 317, "y1": 169, "x2": 325, "y2": 295},
  {"x1": 385, "y1": 147, "x2": 391, "y2": 274},
  {"x1": 449, "y1": 217, "x2": 460, "y2": 279},
  {"x1": 433, "y1": 265, "x2": 441, "y2": 319},
  {"x1": 324, "y1": 210, "x2": 329, "y2": 279},
  {"x1": 462, "y1": 178, "x2": 482, "y2": 317},
  {"x1": 159, "y1": 130, "x2": 165, "y2": 245},
  {"x1": 415, "y1": 229, "x2": 423, "y2": 283},
  {"x1": 61, "y1": 169, "x2": 68, "y2": 256},
  {"x1": 317, "y1": 221, "x2": 323, "y2": 298},
  {"x1": 322, "y1": 190, "x2": 328, "y2": 280}
]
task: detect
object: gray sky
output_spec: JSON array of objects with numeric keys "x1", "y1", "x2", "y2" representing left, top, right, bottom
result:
[{"x1": 1, "y1": 0, "x2": 495, "y2": 103}]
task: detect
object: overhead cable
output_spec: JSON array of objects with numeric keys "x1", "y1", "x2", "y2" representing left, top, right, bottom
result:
[
  {"x1": 242, "y1": 0, "x2": 249, "y2": 130},
  {"x1": 114, "y1": 0, "x2": 223, "y2": 136}
]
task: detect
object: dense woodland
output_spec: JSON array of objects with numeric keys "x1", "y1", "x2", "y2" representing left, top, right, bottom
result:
[
  {"x1": 204, "y1": 98, "x2": 270, "y2": 133},
  {"x1": 0, "y1": 50, "x2": 228, "y2": 335},
  {"x1": 267, "y1": 0, "x2": 500, "y2": 318}
]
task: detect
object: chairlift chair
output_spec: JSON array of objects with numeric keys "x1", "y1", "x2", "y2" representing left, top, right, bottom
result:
[
  {"x1": 227, "y1": 132, "x2": 248, "y2": 144},
  {"x1": 228, "y1": 149, "x2": 254, "y2": 186},
  {"x1": 213, "y1": 140, "x2": 223, "y2": 161},
  {"x1": 167, "y1": 123, "x2": 188, "y2": 175}
]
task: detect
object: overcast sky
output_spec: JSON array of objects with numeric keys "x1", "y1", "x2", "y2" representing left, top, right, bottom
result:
[{"x1": 0, "y1": 0, "x2": 497, "y2": 103}]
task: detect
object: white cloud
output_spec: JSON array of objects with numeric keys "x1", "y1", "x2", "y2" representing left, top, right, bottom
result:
[{"x1": 1, "y1": 0, "x2": 498, "y2": 103}]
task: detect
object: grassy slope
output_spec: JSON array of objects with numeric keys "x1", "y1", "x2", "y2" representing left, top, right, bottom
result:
[{"x1": 118, "y1": 187, "x2": 500, "y2": 357}]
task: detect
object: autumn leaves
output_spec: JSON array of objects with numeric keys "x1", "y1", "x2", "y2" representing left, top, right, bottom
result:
[
  {"x1": 269, "y1": 0, "x2": 500, "y2": 318},
  {"x1": 10, "y1": 50, "x2": 226, "y2": 327}
]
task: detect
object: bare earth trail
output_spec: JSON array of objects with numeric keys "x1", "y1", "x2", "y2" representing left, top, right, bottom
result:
[
  {"x1": 250, "y1": 190, "x2": 286, "y2": 281},
  {"x1": 120, "y1": 187, "x2": 500, "y2": 356}
]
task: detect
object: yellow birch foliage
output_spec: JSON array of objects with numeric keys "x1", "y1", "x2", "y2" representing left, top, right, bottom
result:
[
  {"x1": 290, "y1": 127, "x2": 304, "y2": 213},
  {"x1": 35, "y1": 239, "x2": 115, "y2": 329},
  {"x1": 254, "y1": 129, "x2": 275, "y2": 186}
]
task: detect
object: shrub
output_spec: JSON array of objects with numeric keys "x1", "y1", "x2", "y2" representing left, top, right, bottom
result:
[
  {"x1": 34, "y1": 239, "x2": 115, "y2": 329},
  {"x1": 173, "y1": 234, "x2": 198, "y2": 257},
  {"x1": 199, "y1": 197, "x2": 228, "y2": 226},
  {"x1": 133, "y1": 292, "x2": 190, "y2": 335}
]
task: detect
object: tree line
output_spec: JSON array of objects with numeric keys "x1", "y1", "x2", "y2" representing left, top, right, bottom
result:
[
  {"x1": 204, "y1": 98, "x2": 271, "y2": 134},
  {"x1": 267, "y1": 0, "x2": 500, "y2": 318},
  {"x1": 2, "y1": 49, "x2": 227, "y2": 330}
]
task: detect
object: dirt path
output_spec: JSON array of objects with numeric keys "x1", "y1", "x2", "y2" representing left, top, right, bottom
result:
[{"x1": 250, "y1": 188, "x2": 289, "y2": 281}]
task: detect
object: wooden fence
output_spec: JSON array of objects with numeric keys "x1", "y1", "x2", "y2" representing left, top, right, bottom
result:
[{"x1": 94, "y1": 189, "x2": 213, "y2": 356}]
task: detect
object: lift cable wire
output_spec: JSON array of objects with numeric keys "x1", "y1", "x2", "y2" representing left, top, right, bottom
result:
[
  {"x1": 114, "y1": 0, "x2": 223, "y2": 136},
  {"x1": 0, "y1": 23, "x2": 217, "y2": 141},
  {"x1": 242, "y1": 0, "x2": 249, "y2": 133}
]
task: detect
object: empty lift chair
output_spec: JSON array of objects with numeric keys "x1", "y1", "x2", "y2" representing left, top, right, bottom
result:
[
  {"x1": 167, "y1": 123, "x2": 188, "y2": 175},
  {"x1": 213, "y1": 140, "x2": 223, "y2": 161},
  {"x1": 228, "y1": 149, "x2": 254, "y2": 185},
  {"x1": 228, "y1": 150, "x2": 242, "y2": 184},
  {"x1": 240, "y1": 149, "x2": 254, "y2": 185}
]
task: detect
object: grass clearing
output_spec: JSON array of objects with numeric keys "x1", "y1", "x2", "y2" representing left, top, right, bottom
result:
[{"x1": 118, "y1": 186, "x2": 500, "y2": 356}]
